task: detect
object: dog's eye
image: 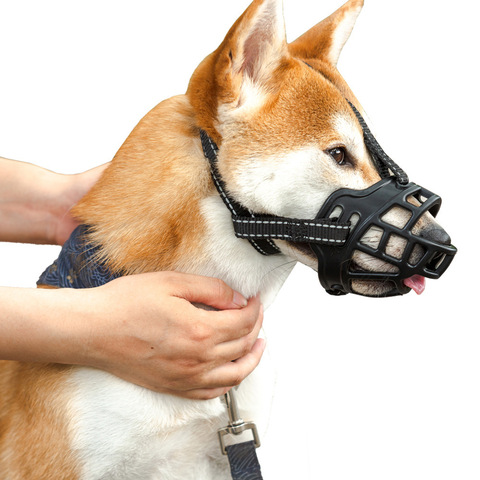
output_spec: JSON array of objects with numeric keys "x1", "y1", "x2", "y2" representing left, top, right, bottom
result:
[{"x1": 328, "y1": 147, "x2": 348, "y2": 166}]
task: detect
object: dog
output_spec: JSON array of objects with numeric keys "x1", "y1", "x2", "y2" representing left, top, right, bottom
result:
[{"x1": 0, "y1": 0, "x2": 455, "y2": 478}]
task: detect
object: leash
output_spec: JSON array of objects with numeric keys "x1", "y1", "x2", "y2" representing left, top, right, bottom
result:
[{"x1": 218, "y1": 389, "x2": 263, "y2": 480}]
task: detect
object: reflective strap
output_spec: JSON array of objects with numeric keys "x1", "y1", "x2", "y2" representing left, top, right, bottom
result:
[
  {"x1": 233, "y1": 216, "x2": 350, "y2": 245},
  {"x1": 200, "y1": 129, "x2": 281, "y2": 256},
  {"x1": 225, "y1": 441, "x2": 263, "y2": 480},
  {"x1": 346, "y1": 100, "x2": 409, "y2": 185}
]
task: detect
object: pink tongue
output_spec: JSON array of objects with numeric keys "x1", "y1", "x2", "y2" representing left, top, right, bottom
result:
[{"x1": 403, "y1": 275, "x2": 426, "y2": 295}]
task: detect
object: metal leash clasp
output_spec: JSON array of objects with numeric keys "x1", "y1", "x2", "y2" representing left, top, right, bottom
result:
[{"x1": 218, "y1": 388, "x2": 261, "y2": 455}]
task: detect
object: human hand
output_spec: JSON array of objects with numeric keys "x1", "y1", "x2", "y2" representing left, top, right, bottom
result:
[
  {"x1": 81, "y1": 272, "x2": 265, "y2": 400},
  {"x1": 49, "y1": 164, "x2": 109, "y2": 245},
  {"x1": 0, "y1": 158, "x2": 108, "y2": 245}
]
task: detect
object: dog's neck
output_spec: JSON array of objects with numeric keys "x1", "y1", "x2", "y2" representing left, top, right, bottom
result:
[{"x1": 73, "y1": 95, "x2": 295, "y2": 304}]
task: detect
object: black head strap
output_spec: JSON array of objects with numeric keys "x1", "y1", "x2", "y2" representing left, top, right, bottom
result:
[
  {"x1": 200, "y1": 130, "x2": 281, "y2": 255},
  {"x1": 200, "y1": 130, "x2": 350, "y2": 255},
  {"x1": 346, "y1": 100, "x2": 409, "y2": 185},
  {"x1": 303, "y1": 61, "x2": 409, "y2": 185}
]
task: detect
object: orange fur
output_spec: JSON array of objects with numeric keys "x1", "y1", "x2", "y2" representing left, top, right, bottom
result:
[
  {"x1": 0, "y1": 362, "x2": 79, "y2": 479},
  {"x1": 72, "y1": 96, "x2": 213, "y2": 276}
]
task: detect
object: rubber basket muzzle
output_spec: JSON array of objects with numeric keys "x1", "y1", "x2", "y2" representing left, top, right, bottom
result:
[{"x1": 310, "y1": 177, "x2": 457, "y2": 297}]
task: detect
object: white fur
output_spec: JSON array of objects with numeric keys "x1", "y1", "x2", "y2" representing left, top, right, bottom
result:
[
  {"x1": 69, "y1": 351, "x2": 277, "y2": 480},
  {"x1": 197, "y1": 195, "x2": 295, "y2": 305},
  {"x1": 70, "y1": 369, "x2": 226, "y2": 479},
  {"x1": 230, "y1": 147, "x2": 331, "y2": 219}
]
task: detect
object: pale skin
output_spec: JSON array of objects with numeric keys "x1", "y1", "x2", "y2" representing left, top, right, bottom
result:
[{"x1": 0, "y1": 157, "x2": 265, "y2": 400}]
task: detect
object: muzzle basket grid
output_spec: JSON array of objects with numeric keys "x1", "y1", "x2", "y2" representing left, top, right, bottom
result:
[{"x1": 311, "y1": 177, "x2": 457, "y2": 296}]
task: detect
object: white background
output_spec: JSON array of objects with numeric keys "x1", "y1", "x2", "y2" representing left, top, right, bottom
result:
[{"x1": 0, "y1": 1, "x2": 477, "y2": 479}]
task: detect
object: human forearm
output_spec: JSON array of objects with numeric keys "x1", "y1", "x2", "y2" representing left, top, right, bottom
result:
[
  {"x1": 0, "y1": 157, "x2": 108, "y2": 245},
  {"x1": 0, "y1": 286, "x2": 92, "y2": 365},
  {"x1": 0, "y1": 158, "x2": 62, "y2": 244},
  {"x1": 0, "y1": 273, "x2": 265, "y2": 399}
]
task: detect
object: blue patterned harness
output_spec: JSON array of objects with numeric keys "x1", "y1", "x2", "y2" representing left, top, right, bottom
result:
[{"x1": 37, "y1": 225, "x2": 120, "y2": 288}]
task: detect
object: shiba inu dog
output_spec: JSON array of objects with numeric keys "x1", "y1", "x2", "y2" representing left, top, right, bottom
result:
[{"x1": 0, "y1": 0, "x2": 456, "y2": 478}]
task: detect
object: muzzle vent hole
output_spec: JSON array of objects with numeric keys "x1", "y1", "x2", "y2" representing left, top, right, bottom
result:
[
  {"x1": 426, "y1": 252, "x2": 447, "y2": 272},
  {"x1": 407, "y1": 194, "x2": 421, "y2": 207},
  {"x1": 360, "y1": 226, "x2": 383, "y2": 249},
  {"x1": 381, "y1": 205, "x2": 412, "y2": 229},
  {"x1": 329, "y1": 206, "x2": 343, "y2": 222},
  {"x1": 351, "y1": 251, "x2": 400, "y2": 274},
  {"x1": 408, "y1": 244, "x2": 427, "y2": 267},
  {"x1": 385, "y1": 234, "x2": 408, "y2": 260},
  {"x1": 349, "y1": 213, "x2": 360, "y2": 228}
]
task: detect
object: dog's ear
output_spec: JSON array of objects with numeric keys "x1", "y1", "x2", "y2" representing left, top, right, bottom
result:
[
  {"x1": 188, "y1": 0, "x2": 288, "y2": 141},
  {"x1": 288, "y1": 0, "x2": 363, "y2": 67},
  {"x1": 222, "y1": 0, "x2": 287, "y2": 92}
]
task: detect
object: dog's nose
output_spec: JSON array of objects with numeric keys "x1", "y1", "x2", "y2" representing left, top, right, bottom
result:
[{"x1": 420, "y1": 226, "x2": 451, "y2": 245}]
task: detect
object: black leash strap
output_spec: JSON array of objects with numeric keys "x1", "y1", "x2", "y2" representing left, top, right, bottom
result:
[
  {"x1": 226, "y1": 441, "x2": 263, "y2": 480},
  {"x1": 200, "y1": 130, "x2": 350, "y2": 255}
]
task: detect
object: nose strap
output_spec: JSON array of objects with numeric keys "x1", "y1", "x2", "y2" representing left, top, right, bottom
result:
[{"x1": 200, "y1": 130, "x2": 350, "y2": 255}]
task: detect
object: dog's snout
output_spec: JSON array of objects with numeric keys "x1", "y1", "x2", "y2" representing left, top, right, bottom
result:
[{"x1": 420, "y1": 226, "x2": 451, "y2": 245}]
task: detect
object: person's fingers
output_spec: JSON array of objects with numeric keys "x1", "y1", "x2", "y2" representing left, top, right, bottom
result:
[
  {"x1": 168, "y1": 273, "x2": 248, "y2": 310},
  {"x1": 192, "y1": 338, "x2": 267, "y2": 392},
  {"x1": 213, "y1": 304, "x2": 264, "y2": 361},
  {"x1": 211, "y1": 296, "x2": 263, "y2": 345},
  {"x1": 166, "y1": 386, "x2": 232, "y2": 401}
]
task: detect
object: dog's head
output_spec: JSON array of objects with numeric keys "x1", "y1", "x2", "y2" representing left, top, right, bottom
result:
[{"x1": 188, "y1": 0, "x2": 455, "y2": 297}]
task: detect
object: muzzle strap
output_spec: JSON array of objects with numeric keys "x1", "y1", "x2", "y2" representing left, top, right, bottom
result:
[
  {"x1": 201, "y1": 130, "x2": 281, "y2": 255},
  {"x1": 347, "y1": 100, "x2": 409, "y2": 185},
  {"x1": 200, "y1": 130, "x2": 350, "y2": 254},
  {"x1": 232, "y1": 216, "x2": 349, "y2": 245}
]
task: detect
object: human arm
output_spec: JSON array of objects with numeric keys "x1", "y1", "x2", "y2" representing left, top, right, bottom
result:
[
  {"x1": 0, "y1": 157, "x2": 264, "y2": 398},
  {"x1": 0, "y1": 272, "x2": 265, "y2": 400},
  {"x1": 0, "y1": 156, "x2": 108, "y2": 245}
]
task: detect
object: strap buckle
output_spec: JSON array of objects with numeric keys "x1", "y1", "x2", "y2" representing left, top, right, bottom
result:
[{"x1": 218, "y1": 389, "x2": 261, "y2": 455}]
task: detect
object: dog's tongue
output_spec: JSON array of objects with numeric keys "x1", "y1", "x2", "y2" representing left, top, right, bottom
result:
[{"x1": 403, "y1": 275, "x2": 426, "y2": 295}]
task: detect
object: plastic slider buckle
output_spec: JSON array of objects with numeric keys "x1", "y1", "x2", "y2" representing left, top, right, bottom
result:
[{"x1": 218, "y1": 389, "x2": 261, "y2": 455}]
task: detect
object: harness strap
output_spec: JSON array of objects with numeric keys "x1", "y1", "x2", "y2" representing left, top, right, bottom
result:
[
  {"x1": 226, "y1": 441, "x2": 263, "y2": 480},
  {"x1": 200, "y1": 130, "x2": 350, "y2": 255},
  {"x1": 37, "y1": 225, "x2": 120, "y2": 288}
]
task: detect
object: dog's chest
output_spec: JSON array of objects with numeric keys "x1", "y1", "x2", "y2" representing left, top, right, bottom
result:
[
  {"x1": 68, "y1": 357, "x2": 275, "y2": 480},
  {"x1": 68, "y1": 367, "x2": 227, "y2": 479}
]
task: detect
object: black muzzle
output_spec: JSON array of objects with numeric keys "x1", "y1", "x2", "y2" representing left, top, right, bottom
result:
[
  {"x1": 200, "y1": 100, "x2": 457, "y2": 298},
  {"x1": 311, "y1": 177, "x2": 456, "y2": 296}
]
